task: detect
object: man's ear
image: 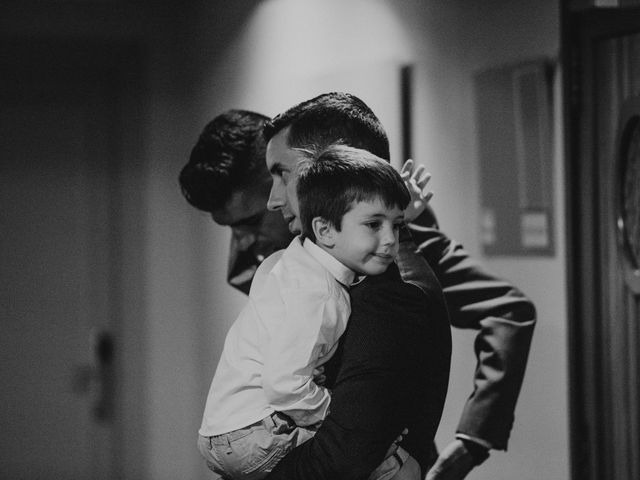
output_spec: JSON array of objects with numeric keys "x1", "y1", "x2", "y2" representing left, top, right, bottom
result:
[{"x1": 312, "y1": 217, "x2": 336, "y2": 248}]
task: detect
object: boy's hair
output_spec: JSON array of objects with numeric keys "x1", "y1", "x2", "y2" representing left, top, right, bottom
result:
[
  {"x1": 297, "y1": 145, "x2": 410, "y2": 241},
  {"x1": 264, "y1": 92, "x2": 390, "y2": 161},
  {"x1": 179, "y1": 109, "x2": 270, "y2": 212}
]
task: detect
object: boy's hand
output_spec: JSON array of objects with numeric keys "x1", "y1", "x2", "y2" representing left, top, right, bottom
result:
[
  {"x1": 312, "y1": 366, "x2": 326, "y2": 386},
  {"x1": 400, "y1": 159, "x2": 433, "y2": 222}
]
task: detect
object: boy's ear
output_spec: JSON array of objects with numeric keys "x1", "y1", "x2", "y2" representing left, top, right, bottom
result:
[{"x1": 312, "y1": 217, "x2": 336, "y2": 247}]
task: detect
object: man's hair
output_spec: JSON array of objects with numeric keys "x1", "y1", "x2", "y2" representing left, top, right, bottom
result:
[
  {"x1": 179, "y1": 109, "x2": 270, "y2": 212},
  {"x1": 263, "y1": 92, "x2": 390, "y2": 161},
  {"x1": 297, "y1": 145, "x2": 410, "y2": 241}
]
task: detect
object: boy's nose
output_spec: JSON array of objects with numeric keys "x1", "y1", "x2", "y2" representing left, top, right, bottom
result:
[{"x1": 381, "y1": 226, "x2": 397, "y2": 246}]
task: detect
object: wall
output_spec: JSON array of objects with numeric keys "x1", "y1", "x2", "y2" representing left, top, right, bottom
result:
[
  {"x1": 187, "y1": 1, "x2": 569, "y2": 480},
  {"x1": 1, "y1": 1, "x2": 568, "y2": 479},
  {"x1": 415, "y1": 3, "x2": 570, "y2": 479}
]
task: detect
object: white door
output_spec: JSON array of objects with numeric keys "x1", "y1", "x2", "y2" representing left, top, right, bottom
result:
[{"x1": 0, "y1": 40, "x2": 126, "y2": 479}]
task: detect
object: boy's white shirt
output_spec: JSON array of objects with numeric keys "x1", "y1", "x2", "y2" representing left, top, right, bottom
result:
[{"x1": 199, "y1": 236, "x2": 355, "y2": 437}]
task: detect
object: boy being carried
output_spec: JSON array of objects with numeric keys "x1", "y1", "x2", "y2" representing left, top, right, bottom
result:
[{"x1": 198, "y1": 145, "x2": 430, "y2": 480}]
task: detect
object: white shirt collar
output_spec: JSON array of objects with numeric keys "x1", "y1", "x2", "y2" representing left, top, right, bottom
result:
[{"x1": 301, "y1": 236, "x2": 356, "y2": 288}]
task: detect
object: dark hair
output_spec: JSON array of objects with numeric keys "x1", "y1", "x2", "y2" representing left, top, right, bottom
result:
[
  {"x1": 297, "y1": 145, "x2": 410, "y2": 241},
  {"x1": 263, "y1": 92, "x2": 390, "y2": 161},
  {"x1": 179, "y1": 109, "x2": 270, "y2": 212}
]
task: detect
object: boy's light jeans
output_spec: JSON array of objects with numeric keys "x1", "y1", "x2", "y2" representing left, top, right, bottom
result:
[
  {"x1": 197, "y1": 412, "x2": 314, "y2": 480},
  {"x1": 197, "y1": 411, "x2": 416, "y2": 480}
]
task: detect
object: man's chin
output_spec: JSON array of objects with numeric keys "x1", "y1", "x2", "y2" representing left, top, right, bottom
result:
[{"x1": 288, "y1": 219, "x2": 302, "y2": 234}]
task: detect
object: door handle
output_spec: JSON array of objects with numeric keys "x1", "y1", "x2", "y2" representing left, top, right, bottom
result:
[
  {"x1": 92, "y1": 330, "x2": 114, "y2": 422},
  {"x1": 71, "y1": 330, "x2": 115, "y2": 422}
]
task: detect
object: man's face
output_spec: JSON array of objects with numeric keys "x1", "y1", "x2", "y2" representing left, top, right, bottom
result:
[
  {"x1": 211, "y1": 181, "x2": 292, "y2": 261},
  {"x1": 265, "y1": 127, "x2": 305, "y2": 234}
]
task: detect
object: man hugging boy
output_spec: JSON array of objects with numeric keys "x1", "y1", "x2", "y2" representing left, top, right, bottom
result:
[{"x1": 197, "y1": 144, "x2": 433, "y2": 480}]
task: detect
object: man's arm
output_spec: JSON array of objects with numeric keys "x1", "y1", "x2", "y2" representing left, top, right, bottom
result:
[
  {"x1": 407, "y1": 209, "x2": 535, "y2": 450},
  {"x1": 266, "y1": 266, "x2": 449, "y2": 480}
]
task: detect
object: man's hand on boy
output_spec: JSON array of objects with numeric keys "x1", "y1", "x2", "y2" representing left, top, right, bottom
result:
[{"x1": 400, "y1": 159, "x2": 433, "y2": 222}]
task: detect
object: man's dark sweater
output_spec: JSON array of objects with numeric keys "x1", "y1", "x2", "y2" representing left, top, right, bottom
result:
[{"x1": 266, "y1": 263, "x2": 451, "y2": 479}]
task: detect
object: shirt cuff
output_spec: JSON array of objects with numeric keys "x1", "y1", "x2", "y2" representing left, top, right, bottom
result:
[
  {"x1": 455, "y1": 434, "x2": 491, "y2": 465},
  {"x1": 455, "y1": 433, "x2": 493, "y2": 450}
]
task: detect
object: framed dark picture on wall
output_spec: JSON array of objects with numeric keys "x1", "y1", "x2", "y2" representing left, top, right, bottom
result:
[{"x1": 474, "y1": 58, "x2": 555, "y2": 256}]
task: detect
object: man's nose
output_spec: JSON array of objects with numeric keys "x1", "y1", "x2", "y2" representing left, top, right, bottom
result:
[{"x1": 267, "y1": 181, "x2": 284, "y2": 211}]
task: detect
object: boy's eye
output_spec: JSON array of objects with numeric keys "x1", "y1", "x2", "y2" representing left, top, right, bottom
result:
[
  {"x1": 365, "y1": 221, "x2": 381, "y2": 230},
  {"x1": 393, "y1": 222, "x2": 402, "y2": 231}
]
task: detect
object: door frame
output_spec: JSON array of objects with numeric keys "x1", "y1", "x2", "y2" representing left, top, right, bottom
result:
[{"x1": 562, "y1": 5, "x2": 640, "y2": 480}]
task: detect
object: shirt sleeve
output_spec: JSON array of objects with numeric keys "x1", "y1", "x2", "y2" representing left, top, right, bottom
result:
[
  {"x1": 262, "y1": 285, "x2": 347, "y2": 427},
  {"x1": 405, "y1": 208, "x2": 536, "y2": 450}
]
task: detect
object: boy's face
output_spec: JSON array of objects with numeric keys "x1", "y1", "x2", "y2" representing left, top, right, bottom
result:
[{"x1": 328, "y1": 198, "x2": 403, "y2": 276}]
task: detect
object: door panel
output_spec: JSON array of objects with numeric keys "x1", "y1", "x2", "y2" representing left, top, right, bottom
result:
[
  {"x1": 0, "y1": 41, "x2": 119, "y2": 479},
  {"x1": 595, "y1": 36, "x2": 640, "y2": 480},
  {"x1": 565, "y1": 8, "x2": 640, "y2": 480}
]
